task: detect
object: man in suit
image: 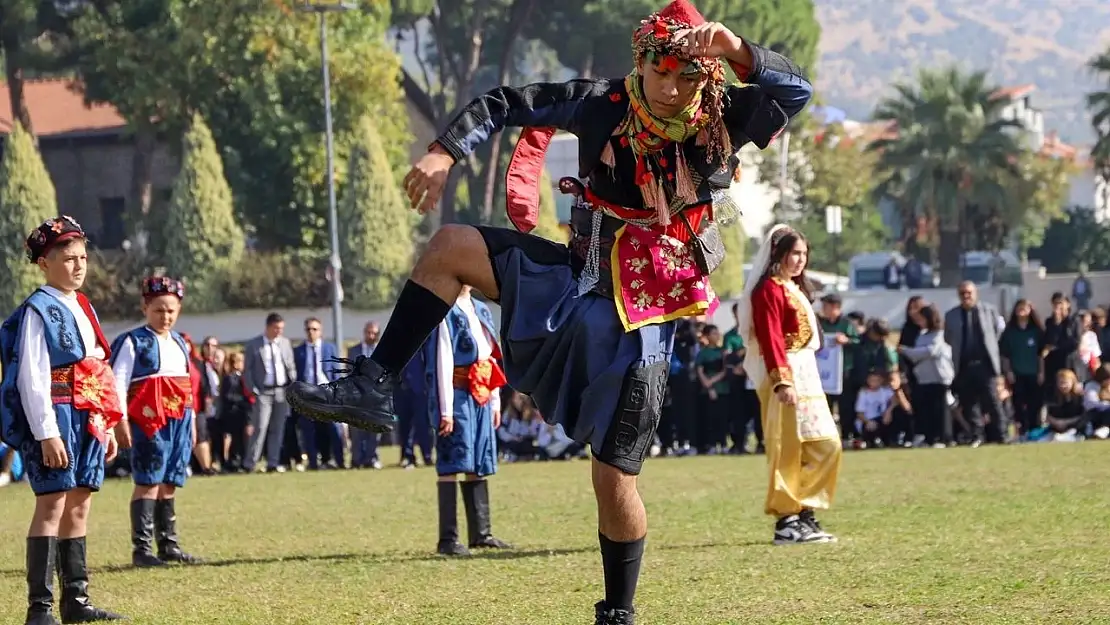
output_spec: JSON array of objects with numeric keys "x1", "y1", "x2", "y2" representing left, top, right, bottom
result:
[
  {"x1": 348, "y1": 322, "x2": 383, "y2": 469},
  {"x1": 945, "y1": 281, "x2": 1006, "y2": 444},
  {"x1": 243, "y1": 313, "x2": 297, "y2": 472},
  {"x1": 295, "y1": 317, "x2": 344, "y2": 470}
]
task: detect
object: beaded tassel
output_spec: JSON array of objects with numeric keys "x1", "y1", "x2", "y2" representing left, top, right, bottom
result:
[
  {"x1": 643, "y1": 177, "x2": 669, "y2": 225},
  {"x1": 674, "y1": 149, "x2": 698, "y2": 204}
]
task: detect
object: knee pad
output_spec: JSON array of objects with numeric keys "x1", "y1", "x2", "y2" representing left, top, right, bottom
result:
[{"x1": 595, "y1": 360, "x2": 669, "y2": 476}]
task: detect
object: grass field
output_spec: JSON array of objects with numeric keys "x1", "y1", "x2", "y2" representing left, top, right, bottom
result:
[{"x1": 2, "y1": 444, "x2": 1109, "y2": 625}]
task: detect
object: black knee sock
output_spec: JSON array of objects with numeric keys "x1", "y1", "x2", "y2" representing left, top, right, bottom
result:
[
  {"x1": 370, "y1": 280, "x2": 453, "y2": 373},
  {"x1": 599, "y1": 532, "x2": 645, "y2": 610}
]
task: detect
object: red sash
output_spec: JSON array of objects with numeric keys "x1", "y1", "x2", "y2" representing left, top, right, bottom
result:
[
  {"x1": 467, "y1": 359, "x2": 507, "y2": 406},
  {"x1": 71, "y1": 358, "x2": 124, "y2": 445},
  {"x1": 127, "y1": 377, "x2": 193, "y2": 439}
]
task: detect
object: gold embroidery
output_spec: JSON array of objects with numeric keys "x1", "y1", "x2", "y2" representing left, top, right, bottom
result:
[
  {"x1": 628, "y1": 257, "x2": 649, "y2": 273},
  {"x1": 769, "y1": 366, "x2": 794, "y2": 387},
  {"x1": 164, "y1": 395, "x2": 183, "y2": 415},
  {"x1": 630, "y1": 279, "x2": 645, "y2": 290},
  {"x1": 772, "y1": 278, "x2": 813, "y2": 352},
  {"x1": 634, "y1": 291, "x2": 654, "y2": 311},
  {"x1": 668, "y1": 283, "x2": 686, "y2": 299}
]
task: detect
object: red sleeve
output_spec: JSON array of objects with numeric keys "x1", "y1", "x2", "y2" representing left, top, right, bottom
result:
[{"x1": 751, "y1": 279, "x2": 794, "y2": 388}]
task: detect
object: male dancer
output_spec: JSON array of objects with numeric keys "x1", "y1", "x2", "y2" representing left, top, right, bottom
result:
[
  {"x1": 0, "y1": 216, "x2": 125, "y2": 624},
  {"x1": 289, "y1": 2, "x2": 811, "y2": 621},
  {"x1": 429, "y1": 285, "x2": 512, "y2": 556},
  {"x1": 110, "y1": 276, "x2": 202, "y2": 568}
]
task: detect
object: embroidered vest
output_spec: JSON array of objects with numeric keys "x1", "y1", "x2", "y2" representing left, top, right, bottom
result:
[{"x1": 0, "y1": 290, "x2": 98, "y2": 447}]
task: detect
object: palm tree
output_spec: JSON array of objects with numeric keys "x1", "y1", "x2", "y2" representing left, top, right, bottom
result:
[
  {"x1": 868, "y1": 66, "x2": 1024, "y2": 286},
  {"x1": 1088, "y1": 49, "x2": 1110, "y2": 212}
]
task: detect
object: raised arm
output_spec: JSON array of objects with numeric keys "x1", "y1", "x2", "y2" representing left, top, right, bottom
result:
[
  {"x1": 721, "y1": 42, "x2": 813, "y2": 149},
  {"x1": 434, "y1": 79, "x2": 610, "y2": 164}
]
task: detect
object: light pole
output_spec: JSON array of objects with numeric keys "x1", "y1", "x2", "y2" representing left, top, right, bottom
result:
[{"x1": 299, "y1": 0, "x2": 354, "y2": 349}]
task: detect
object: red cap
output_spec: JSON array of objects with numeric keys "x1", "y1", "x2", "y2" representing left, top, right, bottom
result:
[{"x1": 657, "y1": 0, "x2": 706, "y2": 27}]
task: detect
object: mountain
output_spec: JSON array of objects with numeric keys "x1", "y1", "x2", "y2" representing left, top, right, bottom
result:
[{"x1": 814, "y1": 0, "x2": 1110, "y2": 144}]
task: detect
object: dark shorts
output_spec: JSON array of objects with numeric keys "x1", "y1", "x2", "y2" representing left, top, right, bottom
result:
[{"x1": 473, "y1": 226, "x2": 674, "y2": 476}]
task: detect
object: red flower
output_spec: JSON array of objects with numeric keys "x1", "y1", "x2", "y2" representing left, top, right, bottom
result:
[
  {"x1": 609, "y1": 92, "x2": 622, "y2": 102},
  {"x1": 619, "y1": 136, "x2": 630, "y2": 147},
  {"x1": 636, "y1": 131, "x2": 651, "y2": 142},
  {"x1": 667, "y1": 173, "x2": 675, "y2": 181},
  {"x1": 659, "y1": 157, "x2": 669, "y2": 167},
  {"x1": 653, "y1": 20, "x2": 670, "y2": 39},
  {"x1": 660, "y1": 55, "x2": 680, "y2": 72}
]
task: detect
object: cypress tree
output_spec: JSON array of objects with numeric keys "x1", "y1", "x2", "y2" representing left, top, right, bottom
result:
[
  {"x1": 339, "y1": 116, "x2": 415, "y2": 309},
  {"x1": 0, "y1": 122, "x2": 58, "y2": 315},
  {"x1": 160, "y1": 113, "x2": 244, "y2": 311}
]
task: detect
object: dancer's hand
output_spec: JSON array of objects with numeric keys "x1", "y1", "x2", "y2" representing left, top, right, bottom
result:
[
  {"x1": 438, "y1": 414, "x2": 454, "y2": 437},
  {"x1": 41, "y1": 437, "x2": 68, "y2": 469},
  {"x1": 105, "y1": 432, "x2": 118, "y2": 463},
  {"x1": 775, "y1": 385, "x2": 797, "y2": 406},
  {"x1": 673, "y1": 22, "x2": 742, "y2": 59},
  {"x1": 403, "y1": 144, "x2": 455, "y2": 215},
  {"x1": 114, "y1": 421, "x2": 132, "y2": 449},
  {"x1": 492, "y1": 408, "x2": 502, "y2": 429}
]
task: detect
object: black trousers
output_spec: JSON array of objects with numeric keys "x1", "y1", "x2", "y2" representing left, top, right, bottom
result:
[
  {"x1": 695, "y1": 393, "x2": 729, "y2": 452},
  {"x1": 914, "y1": 383, "x2": 949, "y2": 444},
  {"x1": 829, "y1": 380, "x2": 858, "y2": 440},
  {"x1": 729, "y1": 388, "x2": 759, "y2": 451},
  {"x1": 1011, "y1": 374, "x2": 1043, "y2": 434},
  {"x1": 954, "y1": 363, "x2": 1006, "y2": 443}
]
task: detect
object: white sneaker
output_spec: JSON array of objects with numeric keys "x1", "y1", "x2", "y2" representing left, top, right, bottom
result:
[
  {"x1": 773, "y1": 515, "x2": 831, "y2": 545},
  {"x1": 1094, "y1": 426, "x2": 1109, "y2": 440}
]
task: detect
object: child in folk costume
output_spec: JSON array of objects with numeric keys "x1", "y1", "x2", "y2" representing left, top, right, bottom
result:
[
  {"x1": 109, "y1": 277, "x2": 202, "y2": 567},
  {"x1": 0, "y1": 216, "x2": 125, "y2": 625},
  {"x1": 427, "y1": 285, "x2": 513, "y2": 556}
]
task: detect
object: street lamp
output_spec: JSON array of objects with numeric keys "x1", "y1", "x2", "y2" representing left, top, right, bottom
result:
[{"x1": 299, "y1": 0, "x2": 355, "y2": 349}]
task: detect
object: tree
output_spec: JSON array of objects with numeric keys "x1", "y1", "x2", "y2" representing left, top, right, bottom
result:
[
  {"x1": 1089, "y1": 48, "x2": 1110, "y2": 211},
  {"x1": 712, "y1": 222, "x2": 746, "y2": 299},
  {"x1": 71, "y1": 0, "x2": 410, "y2": 249},
  {"x1": 0, "y1": 122, "x2": 56, "y2": 314},
  {"x1": 159, "y1": 114, "x2": 244, "y2": 312},
  {"x1": 869, "y1": 66, "x2": 1024, "y2": 286},
  {"x1": 532, "y1": 170, "x2": 567, "y2": 243},
  {"x1": 758, "y1": 121, "x2": 887, "y2": 274},
  {"x1": 339, "y1": 116, "x2": 416, "y2": 309},
  {"x1": 1028, "y1": 209, "x2": 1110, "y2": 273}
]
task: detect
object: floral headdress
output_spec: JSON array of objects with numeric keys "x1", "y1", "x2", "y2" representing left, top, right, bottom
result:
[
  {"x1": 25, "y1": 216, "x2": 86, "y2": 263},
  {"x1": 142, "y1": 276, "x2": 186, "y2": 300},
  {"x1": 604, "y1": 0, "x2": 733, "y2": 225}
]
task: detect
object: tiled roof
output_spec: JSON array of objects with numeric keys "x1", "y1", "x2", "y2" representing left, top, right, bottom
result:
[
  {"x1": 0, "y1": 78, "x2": 126, "y2": 137},
  {"x1": 991, "y1": 83, "x2": 1036, "y2": 101}
]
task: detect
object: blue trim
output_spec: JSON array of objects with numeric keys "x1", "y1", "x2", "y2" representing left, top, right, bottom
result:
[{"x1": 750, "y1": 67, "x2": 812, "y2": 118}]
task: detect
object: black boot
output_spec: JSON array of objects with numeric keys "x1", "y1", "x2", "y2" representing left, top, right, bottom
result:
[
  {"x1": 436, "y1": 482, "x2": 469, "y2": 556},
  {"x1": 154, "y1": 499, "x2": 202, "y2": 564},
  {"x1": 130, "y1": 500, "x2": 164, "y2": 568},
  {"x1": 57, "y1": 537, "x2": 124, "y2": 623},
  {"x1": 25, "y1": 537, "x2": 60, "y2": 625},
  {"x1": 287, "y1": 357, "x2": 397, "y2": 433},
  {"x1": 594, "y1": 601, "x2": 635, "y2": 625},
  {"x1": 460, "y1": 480, "x2": 512, "y2": 549}
]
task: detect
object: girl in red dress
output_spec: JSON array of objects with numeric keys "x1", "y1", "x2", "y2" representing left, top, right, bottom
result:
[{"x1": 738, "y1": 224, "x2": 842, "y2": 545}]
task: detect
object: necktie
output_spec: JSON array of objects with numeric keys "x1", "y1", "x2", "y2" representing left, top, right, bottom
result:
[{"x1": 309, "y1": 344, "x2": 317, "y2": 384}]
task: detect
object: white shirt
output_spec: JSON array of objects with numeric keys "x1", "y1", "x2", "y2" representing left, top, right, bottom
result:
[
  {"x1": 303, "y1": 340, "x2": 328, "y2": 385},
  {"x1": 436, "y1": 294, "x2": 501, "y2": 418},
  {"x1": 262, "y1": 337, "x2": 288, "y2": 387},
  {"x1": 111, "y1": 329, "x2": 190, "y2": 422},
  {"x1": 17, "y1": 286, "x2": 106, "y2": 441},
  {"x1": 855, "y1": 386, "x2": 894, "y2": 421}
]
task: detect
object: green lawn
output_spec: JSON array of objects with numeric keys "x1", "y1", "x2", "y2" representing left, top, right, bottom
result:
[{"x1": 2, "y1": 444, "x2": 1109, "y2": 625}]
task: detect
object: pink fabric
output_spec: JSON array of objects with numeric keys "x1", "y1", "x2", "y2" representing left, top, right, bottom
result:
[{"x1": 613, "y1": 224, "x2": 718, "y2": 331}]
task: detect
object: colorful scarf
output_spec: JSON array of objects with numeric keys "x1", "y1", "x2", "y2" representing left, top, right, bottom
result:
[{"x1": 600, "y1": 10, "x2": 732, "y2": 225}]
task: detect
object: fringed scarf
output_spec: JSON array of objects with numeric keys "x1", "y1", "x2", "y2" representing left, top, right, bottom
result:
[{"x1": 600, "y1": 11, "x2": 733, "y2": 226}]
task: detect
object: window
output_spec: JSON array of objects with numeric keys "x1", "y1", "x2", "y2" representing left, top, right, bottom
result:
[{"x1": 99, "y1": 197, "x2": 126, "y2": 249}]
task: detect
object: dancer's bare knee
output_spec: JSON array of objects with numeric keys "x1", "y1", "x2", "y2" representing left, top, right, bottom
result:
[{"x1": 416, "y1": 224, "x2": 498, "y2": 299}]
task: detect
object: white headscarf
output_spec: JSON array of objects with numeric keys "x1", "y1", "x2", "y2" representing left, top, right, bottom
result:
[{"x1": 737, "y1": 223, "x2": 792, "y2": 392}]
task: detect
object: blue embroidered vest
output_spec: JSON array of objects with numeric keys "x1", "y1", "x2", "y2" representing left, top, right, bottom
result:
[
  {"x1": 109, "y1": 327, "x2": 191, "y2": 381},
  {"x1": 0, "y1": 289, "x2": 94, "y2": 447},
  {"x1": 423, "y1": 299, "x2": 501, "y2": 426}
]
